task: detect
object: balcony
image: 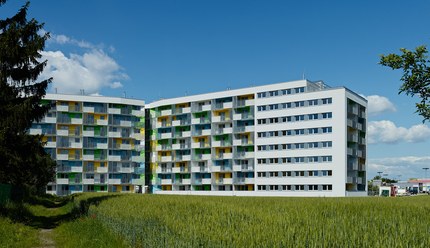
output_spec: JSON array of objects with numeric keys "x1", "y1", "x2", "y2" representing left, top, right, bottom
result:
[
  {"x1": 156, "y1": 145, "x2": 172, "y2": 151},
  {"x1": 212, "y1": 116, "x2": 231, "y2": 123},
  {"x1": 109, "y1": 131, "x2": 121, "y2": 138},
  {"x1": 57, "y1": 154, "x2": 69, "y2": 160},
  {"x1": 83, "y1": 106, "x2": 94, "y2": 113},
  {"x1": 156, "y1": 167, "x2": 172, "y2": 173},
  {"x1": 160, "y1": 179, "x2": 172, "y2": 185},
  {"x1": 131, "y1": 178, "x2": 145, "y2": 185},
  {"x1": 97, "y1": 119, "x2": 108, "y2": 125},
  {"x1": 213, "y1": 127, "x2": 233, "y2": 135},
  {"x1": 71, "y1": 166, "x2": 83, "y2": 173},
  {"x1": 233, "y1": 164, "x2": 254, "y2": 171},
  {"x1": 57, "y1": 130, "x2": 69, "y2": 136},
  {"x1": 96, "y1": 167, "x2": 108, "y2": 173},
  {"x1": 234, "y1": 177, "x2": 255, "y2": 184},
  {"x1": 234, "y1": 126, "x2": 254, "y2": 133},
  {"x1": 70, "y1": 142, "x2": 83, "y2": 149},
  {"x1": 211, "y1": 165, "x2": 232, "y2": 172},
  {"x1": 56, "y1": 178, "x2": 69, "y2": 184},
  {"x1": 161, "y1": 156, "x2": 173, "y2": 162},
  {"x1": 191, "y1": 117, "x2": 210, "y2": 125},
  {"x1": 43, "y1": 117, "x2": 57, "y2": 123},
  {"x1": 215, "y1": 102, "x2": 233, "y2": 109},
  {"x1": 175, "y1": 155, "x2": 191, "y2": 162},
  {"x1": 56, "y1": 105, "x2": 69, "y2": 112},
  {"x1": 233, "y1": 113, "x2": 254, "y2": 120},
  {"x1": 94, "y1": 178, "x2": 107, "y2": 184},
  {"x1": 172, "y1": 143, "x2": 191, "y2": 150},
  {"x1": 108, "y1": 178, "x2": 121, "y2": 184},
  {"x1": 132, "y1": 156, "x2": 145, "y2": 162},
  {"x1": 83, "y1": 155, "x2": 94, "y2": 161},
  {"x1": 194, "y1": 154, "x2": 211, "y2": 160},
  {"x1": 119, "y1": 120, "x2": 132, "y2": 127},
  {"x1": 175, "y1": 107, "x2": 191, "y2": 114},
  {"x1": 160, "y1": 109, "x2": 172, "y2": 116},
  {"x1": 45, "y1": 141, "x2": 56, "y2": 148},
  {"x1": 172, "y1": 166, "x2": 190, "y2": 173},
  {"x1": 175, "y1": 131, "x2": 191, "y2": 138},
  {"x1": 359, "y1": 137, "x2": 366, "y2": 145},
  {"x1": 96, "y1": 143, "x2": 108, "y2": 149},
  {"x1": 29, "y1": 128, "x2": 42, "y2": 135},
  {"x1": 83, "y1": 130, "x2": 94, "y2": 137},
  {"x1": 108, "y1": 108, "x2": 121, "y2": 114},
  {"x1": 191, "y1": 142, "x2": 210, "y2": 148},
  {"x1": 348, "y1": 134, "x2": 358, "y2": 143},
  {"x1": 193, "y1": 129, "x2": 211, "y2": 136},
  {"x1": 216, "y1": 178, "x2": 233, "y2": 184},
  {"x1": 235, "y1": 152, "x2": 255, "y2": 159},
  {"x1": 236, "y1": 99, "x2": 255, "y2": 107},
  {"x1": 71, "y1": 118, "x2": 83, "y2": 125},
  {"x1": 132, "y1": 109, "x2": 145, "y2": 117},
  {"x1": 160, "y1": 133, "x2": 173, "y2": 139},
  {"x1": 82, "y1": 178, "x2": 94, "y2": 184},
  {"x1": 233, "y1": 139, "x2": 253, "y2": 146},
  {"x1": 108, "y1": 155, "x2": 121, "y2": 161},
  {"x1": 214, "y1": 153, "x2": 233, "y2": 159},
  {"x1": 212, "y1": 141, "x2": 232, "y2": 147},
  {"x1": 119, "y1": 144, "x2": 132, "y2": 150},
  {"x1": 191, "y1": 166, "x2": 210, "y2": 173}
]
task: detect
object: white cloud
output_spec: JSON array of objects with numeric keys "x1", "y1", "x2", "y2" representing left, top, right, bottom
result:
[
  {"x1": 368, "y1": 120, "x2": 430, "y2": 144},
  {"x1": 40, "y1": 49, "x2": 127, "y2": 94},
  {"x1": 366, "y1": 95, "x2": 396, "y2": 116},
  {"x1": 49, "y1": 33, "x2": 96, "y2": 49},
  {"x1": 368, "y1": 156, "x2": 430, "y2": 180}
]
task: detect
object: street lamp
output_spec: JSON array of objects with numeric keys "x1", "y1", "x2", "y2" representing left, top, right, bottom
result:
[
  {"x1": 423, "y1": 168, "x2": 429, "y2": 179},
  {"x1": 377, "y1": 171, "x2": 383, "y2": 179}
]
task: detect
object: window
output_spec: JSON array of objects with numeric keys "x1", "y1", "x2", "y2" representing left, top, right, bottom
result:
[
  {"x1": 308, "y1": 99, "x2": 318, "y2": 106},
  {"x1": 322, "y1": 112, "x2": 333, "y2": 119},
  {"x1": 322, "y1": 98, "x2": 332, "y2": 104}
]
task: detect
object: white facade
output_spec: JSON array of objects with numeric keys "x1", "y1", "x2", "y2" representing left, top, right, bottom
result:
[{"x1": 147, "y1": 80, "x2": 367, "y2": 197}]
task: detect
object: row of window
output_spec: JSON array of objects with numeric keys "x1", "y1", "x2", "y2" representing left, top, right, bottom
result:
[
  {"x1": 257, "y1": 87, "x2": 305, "y2": 98},
  {"x1": 257, "y1": 184, "x2": 332, "y2": 191},
  {"x1": 257, "y1": 156, "x2": 333, "y2": 164},
  {"x1": 257, "y1": 98, "x2": 332, "y2": 112},
  {"x1": 257, "y1": 112, "x2": 332, "y2": 125},
  {"x1": 257, "y1": 170, "x2": 332, "y2": 178},
  {"x1": 258, "y1": 127, "x2": 332, "y2": 138},
  {"x1": 257, "y1": 141, "x2": 332, "y2": 151}
]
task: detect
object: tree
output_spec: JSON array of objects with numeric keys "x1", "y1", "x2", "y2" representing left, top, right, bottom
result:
[
  {"x1": 0, "y1": 1, "x2": 56, "y2": 194},
  {"x1": 380, "y1": 46, "x2": 430, "y2": 122}
]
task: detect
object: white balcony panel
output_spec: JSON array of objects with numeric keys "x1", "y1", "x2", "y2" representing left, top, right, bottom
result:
[
  {"x1": 223, "y1": 127, "x2": 233, "y2": 134},
  {"x1": 57, "y1": 130, "x2": 69, "y2": 136},
  {"x1": 233, "y1": 114, "x2": 242, "y2": 120},
  {"x1": 83, "y1": 130, "x2": 94, "y2": 137},
  {"x1": 172, "y1": 120, "x2": 181, "y2": 126},
  {"x1": 160, "y1": 133, "x2": 172, "y2": 139},
  {"x1": 131, "y1": 179, "x2": 145, "y2": 185},
  {"x1": 222, "y1": 178, "x2": 233, "y2": 184},
  {"x1": 96, "y1": 143, "x2": 108, "y2": 149},
  {"x1": 212, "y1": 116, "x2": 221, "y2": 122},
  {"x1": 71, "y1": 166, "x2": 83, "y2": 173},
  {"x1": 132, "y1": 156, "x2": 144, "y2": 162},
  {"x1": 29, "y1": 129, "x2": 42, "y2": 135},
  {"x1": 109, "y1": 155, "x2": 121, "y2": 161},
  {"x1": 120, "y1": 120, "x2": 132, "y2": 127},
  {"x1": 109, "y1": 131, "x2": 121, "y2": 138},
  {"x1": 120, "y1": 144, "x2": 132, "y2": 150},
  {"x1": 201, "y1": 178, "x2": 212, "y2": 184},
  {"x1": 160, "y1": 109, "x2": 172, "y2": 116},
  {"x1": 83, "y1": 155, "x2": 94, "y2": 161},
  {"x1": 45, "y1": 141, "x2": 56, "y2": 148},
  {"x1": 70, "y1": 142, "x2": 83, "y2": 148},
  {"x1": 161, "y1": 156, "x2": 172, "y2": 162},
  {"x1": 132, "y1": 110, "x2": 145, "y2": 117},
  {"x1": 57, "y1": 154, "x2": 69, "y2": 160},
  {"x1": 244, "y1": 178, "x2": 255, "y2": 184},
  {"x1": 43, "y1": 117, "x2": 57, "y2": 123},
  {"x1": 97, "y1": 167, "x2": 108, "y2": 173},
  {"x1": 57, "y1": 105, "x2": 69, "y2": 112},
  {"x1": 161, "y1": 179, "x2": 172, "y2": 185},
  {"x1": 97, "y1": 119, "x2": 108, "y2": 125},
  {"x1": 71, "y1": 118, "x2": 83, "y2": 125},
  {"x1": 83, "y1": 107, "x2": 94, "y2": 113},
  {"x1": 109, "y1": 179, "x2": 121, "y2": 184},
  {"x1": 56, "y1": 178, "x2": 69, "y2": 184},
  {"x1": 181, "y1": 179, "x2": 191, "y2": 184},
  {"x1": 245, "y1": 99, "x2": 255, "y2": 106},
  {"x1": 82, "y1": 179, "x2": 94, "y2": 184},
  {"x1": 119, "y1": 167, "x2": 134, "y2": 173},
  {"x1": 191, "y1": 118, "x2": 200, "y2": 125},
  {"x1": 108, "y1": 108, "x2": 121, "y2": 114},
  {"x1": 223, "y1": 102, "x2": 233, "y2": 109},
  {"x1": 181, "y1": 107, "x2": 191, "y2": 114}
]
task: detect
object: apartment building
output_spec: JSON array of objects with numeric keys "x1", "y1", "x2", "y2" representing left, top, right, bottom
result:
[
  {"x1": 147, "y1": 80, "x2": 367, "y2": 197},
  {"x1": 30, "y1": 94, "x2": 145, "y2": 195}
]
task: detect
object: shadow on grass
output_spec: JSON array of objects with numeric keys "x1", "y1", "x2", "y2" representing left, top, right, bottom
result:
[{"x1": 0, "y1": 194, "x2": 120, "y2": 229}]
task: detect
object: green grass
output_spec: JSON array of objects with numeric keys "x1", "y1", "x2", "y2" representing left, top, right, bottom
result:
[
  {"x1": 87, "y1": 194, "x2": 430, "y2": 247},
  {"x1": 0, "y1": 217, "x2": 40, "y2": 248}
]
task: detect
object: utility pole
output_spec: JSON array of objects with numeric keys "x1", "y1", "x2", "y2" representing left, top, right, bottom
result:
[{"x1": 423, "y1": 167, "x2": 429, "y2": 179}]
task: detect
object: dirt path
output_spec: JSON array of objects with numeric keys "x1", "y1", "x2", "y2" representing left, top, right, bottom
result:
[{"x1": 36, "y1": 228, "x2": 55, "y2": 248}]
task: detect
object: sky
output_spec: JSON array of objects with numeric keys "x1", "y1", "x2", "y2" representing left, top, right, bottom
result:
[{"x1": 2, "y1": 0, "x2": 430, "y2": 180}]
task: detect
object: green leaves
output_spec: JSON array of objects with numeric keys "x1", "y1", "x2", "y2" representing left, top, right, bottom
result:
[{"x1": 380, "y1": 45, "x2": 430, "y2": 122}]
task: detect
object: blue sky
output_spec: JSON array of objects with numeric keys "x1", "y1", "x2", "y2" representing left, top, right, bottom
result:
[{"x1": 3, "y1": 0, "x2": 430, "y2": 180}]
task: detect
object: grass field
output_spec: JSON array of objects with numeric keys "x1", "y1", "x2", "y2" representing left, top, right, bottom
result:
[{"x1": 1, "y1": 194, "x2": 430, "y2": 247}]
